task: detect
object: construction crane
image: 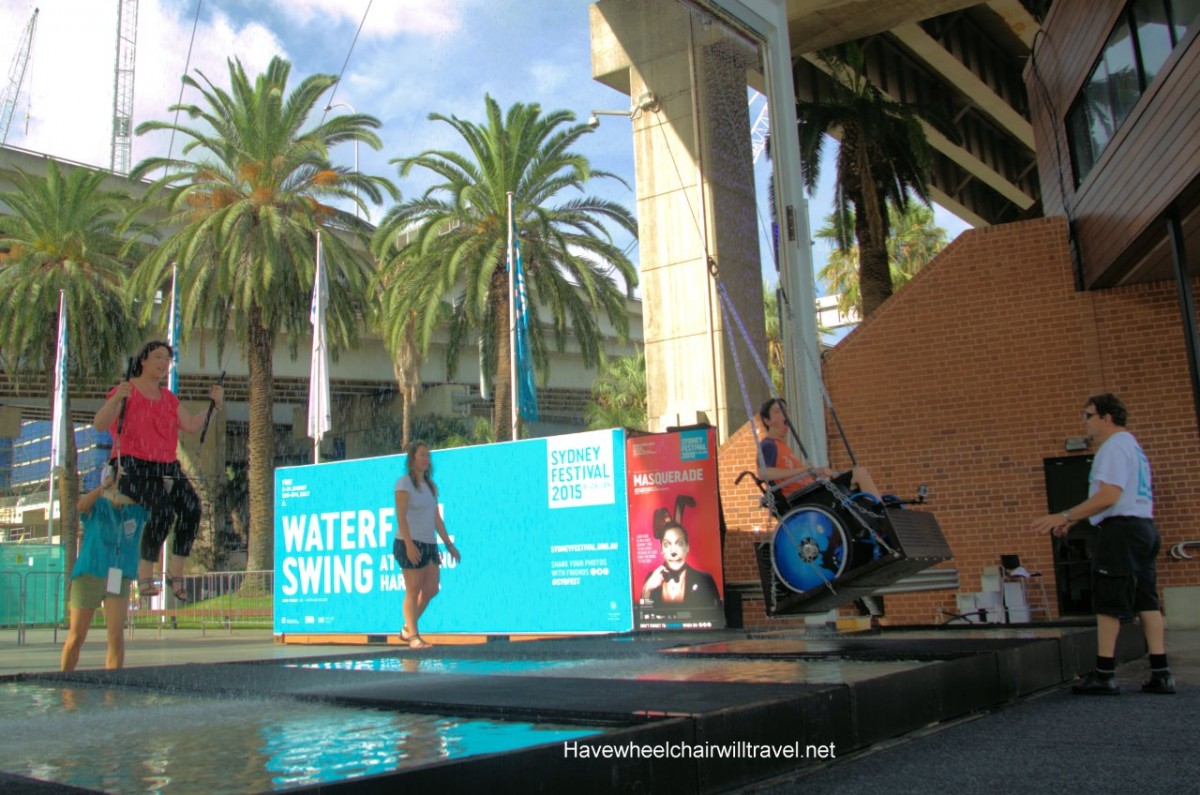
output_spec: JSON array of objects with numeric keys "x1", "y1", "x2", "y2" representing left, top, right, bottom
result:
[
  {"x1": 749, "y1": 90, "x2": 769, "y2": 163},
  {"x1": 110, "y1": 0, "x2": 139, "y2": 175},
  {"x1": 0, "y1": 7, "x2": 38, "y2": 147}
]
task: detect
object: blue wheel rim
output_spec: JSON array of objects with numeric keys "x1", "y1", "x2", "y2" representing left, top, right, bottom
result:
[{"x1": 771, "y1": 505, "x2": 850, "y2": 593}]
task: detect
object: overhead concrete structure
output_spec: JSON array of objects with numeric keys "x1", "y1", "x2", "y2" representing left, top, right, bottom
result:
[
  {"x1": 590, "y1": 0, "x2": 1043, "y2": 450},
  {"x1": 785, "y1": 0, "x2": 1041, "y2": 226},
  {"x1": 590, "y1": 0, "x2": 772, "y2": 444}
]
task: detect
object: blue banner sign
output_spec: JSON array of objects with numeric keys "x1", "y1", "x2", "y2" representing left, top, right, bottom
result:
[{"x1": 274, "y1": 428, "x2": 632, "y2": 635}]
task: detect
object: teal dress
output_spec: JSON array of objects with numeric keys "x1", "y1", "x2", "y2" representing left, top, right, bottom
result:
[{"x1": 73, "y1": 497, "x2": 149, "y2": 582}]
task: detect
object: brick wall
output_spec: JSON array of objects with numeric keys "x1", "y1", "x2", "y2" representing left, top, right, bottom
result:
[{"x1": 718, "y1": 216, "x2": 1200, "y2": 625}]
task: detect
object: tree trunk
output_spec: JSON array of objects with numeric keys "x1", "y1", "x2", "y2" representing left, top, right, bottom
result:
[
  {"x1": 177, "y1": 442, "x2": 223, "y2": 573},
  {"x1": 243, "y1": 302, "x2": 275, "y2": 592},
  {"x1": 393, "y1": 312, "x2": 421, "y2": 449},
  {"x1": 59, "y1": 406, "x2": 80, "y2": 624},
  {"x1": 46, "y1": 346, "x2": 80, "y2": 623},
  {"x1": 846, "y1": 134, "x2": 893, "y2": 318},
  {"x1": 491, "y1": 265, "x2": 513, "y2": 442},
  {"x1": 854, "y1": 202, "x2": 892, "y2": 317}
]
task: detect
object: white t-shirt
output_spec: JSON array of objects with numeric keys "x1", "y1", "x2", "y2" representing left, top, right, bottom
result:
[
  {"x1": 394, "y1": 474, "x2": 439, "y2": 543},
  {"x1": 1089, "y1": 430, "x2": 1153, "y2": 524}
]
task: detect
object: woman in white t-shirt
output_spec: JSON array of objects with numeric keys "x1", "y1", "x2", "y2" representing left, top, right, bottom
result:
[{"x1": 393, "y1": 441, "x2": 460, "y2": 648}]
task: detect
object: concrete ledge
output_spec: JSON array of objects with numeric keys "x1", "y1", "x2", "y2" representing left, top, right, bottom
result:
[
  {"x1": 1165, "y1": 587, "x2": 1200, "y2": 629},
  {"x1": 6, "y1": 628, "x2": 1095, "y2": 794}
]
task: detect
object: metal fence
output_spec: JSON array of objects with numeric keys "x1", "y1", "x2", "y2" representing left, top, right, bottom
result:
[
  {"x1": 127, "y1": 570, "x2": 274, "y2": 636},
  {"x1": 1, "y1": 569, "x2": 273, "y2": 644}
]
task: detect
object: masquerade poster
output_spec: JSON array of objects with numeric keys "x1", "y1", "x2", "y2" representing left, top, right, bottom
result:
[{"x1": 626, "y1": 427, "x2": 724, "y2": 630}]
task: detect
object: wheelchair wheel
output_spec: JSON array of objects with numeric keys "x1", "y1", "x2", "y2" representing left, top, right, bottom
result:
[{"x1": 771, "y1": 505, "x2": 851, "y2": 593}]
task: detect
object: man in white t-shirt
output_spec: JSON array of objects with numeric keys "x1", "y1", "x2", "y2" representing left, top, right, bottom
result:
[{"x1": 1031, "y1": 393, "x2": 1174, "y2": 695}]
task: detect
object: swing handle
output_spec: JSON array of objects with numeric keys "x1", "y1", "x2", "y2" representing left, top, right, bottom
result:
[{"x1": 199, "y1": 371, "x2": 226, "y2": 445}]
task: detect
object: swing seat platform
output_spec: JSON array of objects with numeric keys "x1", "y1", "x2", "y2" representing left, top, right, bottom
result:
[{"x1": 754, "y1": 482, "x2": 953, "y2": 615}]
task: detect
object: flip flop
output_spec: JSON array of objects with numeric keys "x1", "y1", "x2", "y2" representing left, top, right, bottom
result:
[
  {"x1": 408, "y1": 636, "x2": 433, "y2": 649},
  {"x1": 167, "y1": 576, "x2": 189, "y2": 604}
]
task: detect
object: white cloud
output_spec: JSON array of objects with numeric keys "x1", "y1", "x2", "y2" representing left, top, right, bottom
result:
[
  {"x1": 0, "y1": 0, "x2": 286, "y2": 169},
  {"x1": 133, "y1": 3, "x2": 287, "y2": 165},
  {"x1": 285, "y1": 0, "x2": 463, "y2": 37},
  {"x1": 529, "y1": 62, "x2": 572, "y2": 98}
]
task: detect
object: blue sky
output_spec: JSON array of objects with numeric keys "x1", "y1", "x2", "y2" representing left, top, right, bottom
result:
[{"x1": 0, "y1": 0, "x2": 970, "y2": 300}]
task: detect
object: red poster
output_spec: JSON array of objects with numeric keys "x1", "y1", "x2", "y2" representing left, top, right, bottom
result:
[{"x1": 626, "y1": 427, "x2": 724, "y2": 629}]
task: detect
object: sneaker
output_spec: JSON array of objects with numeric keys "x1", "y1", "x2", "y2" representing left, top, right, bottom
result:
[
  {"x1": 1141, "y1": 672, "x2": 1176, "y2": 695},
  {"x1": 1071, "y1": 671, "x2": 1119, "y2": 695}
]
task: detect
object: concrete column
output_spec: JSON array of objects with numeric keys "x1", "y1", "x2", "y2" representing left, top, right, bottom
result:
[{"x1": 592, "y1": 0, "x2": 768, "y2": 442}]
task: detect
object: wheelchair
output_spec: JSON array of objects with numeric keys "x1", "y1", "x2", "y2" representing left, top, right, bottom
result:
[{"x1": 736, "y1": 468, "x2": 949, "y2": 615}]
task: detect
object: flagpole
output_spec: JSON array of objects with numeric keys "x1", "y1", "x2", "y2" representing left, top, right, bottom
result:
[
  {"x1": 167, "y1": 262, "x2": 180, "y2": 393},
  {"x1": 313, "y1": 232, "x2": 322, "y2": 464},
  {"x1": 314, "y1": 231, "x2": 320, "y2": 465},
  {"x1": 507, "y1": 191, "x2": 518, "y2": 441},
  {"x1": 309, "y1": 230, "x2": 331, "y2": 464},
  {"x1": 47, "y1": 289, "x2": 67, "y2": 540}
]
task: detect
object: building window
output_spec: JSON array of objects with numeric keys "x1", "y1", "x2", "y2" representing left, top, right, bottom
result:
[
  {"x1": 1173, "y1": 0, "x2": 1199, "y2": 40},
  {"x1": 1135, "y1": 0, "x2": 1177, "y2": 84},
  {"x1": 1066, "y1": 0, "x2": 1195, "y2": 185}
]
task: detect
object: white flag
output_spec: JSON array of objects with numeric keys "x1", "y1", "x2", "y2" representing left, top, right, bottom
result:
[
  {"x1": 167, "y1": 262, "x2": 180, "y2": 393},
  {"x1": 49, "y1": 290, "x2": 68, "y2": 471},
  {"x1": 308, "y1": 232, "x2": 331, "y2": 444}
]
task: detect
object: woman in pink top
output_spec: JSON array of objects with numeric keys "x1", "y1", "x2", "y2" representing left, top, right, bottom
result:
[{"x1": 93, "y1": 341, "x2": 223, "y2": 602}]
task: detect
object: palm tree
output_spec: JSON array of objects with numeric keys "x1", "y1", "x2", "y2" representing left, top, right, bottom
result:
[
  {"x1": 0, "y1": 161, "x2": 142, "y2": 598},
  {"x1": 889, "y1": 202, "x2": 947, "y2": 277},
  {"x1": 762, "y1": 282, "x2": 785, "y2": 395},
  {"x1": 816, "y1": 202, "x2": 948, "y2": 316},
  {"x1": 372, "y1": 95, "x2": 637, "y2": 442},
  {"x1": 584, "y1": 350, "x2": 647, "y2": 431},
  {"x1": 370, "y1": 275, "x2": 452, "y2": 448},
  {"x1": 796, "y1": 41, "x2": 955, "y2": 316},
  {"x1": 127, "y1": 56, "x2": 395, "y2": 576}
]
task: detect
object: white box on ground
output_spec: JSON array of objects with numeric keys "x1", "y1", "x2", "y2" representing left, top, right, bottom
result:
[
  {"x1": 1003, "y1": 581, "x2": 1029, "y2": 609},
  {"x1": 975, "y1": 591, "x2": 1004, "y2": 623},
  {"x1": 1007, "y1": 607, "x2": 1032, "y2": 623}
]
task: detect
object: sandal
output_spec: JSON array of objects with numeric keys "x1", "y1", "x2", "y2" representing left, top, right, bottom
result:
[
  {"x1": 408, "y1": 636, "x2": 433, "y2": 649},
  {"x1": 400, "y1": 626, "x2": 414, "y2": 643},
  {"x1": 167, "y1": 576, "x2": 189, "y2": 604},
  {"x1": 137, "y1": 577, "x2": 160, "y2": 597}
]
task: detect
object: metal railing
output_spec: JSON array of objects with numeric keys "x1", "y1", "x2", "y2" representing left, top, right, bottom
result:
[
  {"x1": 127, "y1": 570, "x2": 274, "y2": 636},
  {"x1": 1, "y1": 569, "x2": 273, "y2": 643},
  {"x1": 1169, "y1": 540, "x2": 1200, "y2": 560}
]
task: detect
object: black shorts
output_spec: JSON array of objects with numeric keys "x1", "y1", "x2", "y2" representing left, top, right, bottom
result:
[
  {"x1": 1091, "y1": 516, "x2": 1161, "y2": 615},
  {"x1": 393, "y1": 538, "x2": 442, "y2": 570}
]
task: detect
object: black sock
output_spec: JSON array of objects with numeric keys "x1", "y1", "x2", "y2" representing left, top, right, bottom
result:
[
  {"x1": 1096, "y1": 656, "x2": 1115, "y2": 677},
  {"x1": 1149, "y1": 653, "x2": 1169, "y2": 672}
]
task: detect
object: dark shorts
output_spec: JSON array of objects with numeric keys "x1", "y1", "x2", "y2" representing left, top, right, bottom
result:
[
  {"x1": 393, "y1": 538, "x2": 442, "y2": 570},
  {"x1": 1091, "y1": 516, "x2": 1161, "y2": 615}
]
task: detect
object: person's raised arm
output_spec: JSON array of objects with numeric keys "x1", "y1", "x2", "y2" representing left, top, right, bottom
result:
[
  {"x1": 94, "y1": 382, "x2": 132, "y2": 432},
  {"x1": 77, "y1": 484, "x2": 105, "y2": 516},
  {"x1": 178, "y1": 384, "x2": 224, "y2": 435}
]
